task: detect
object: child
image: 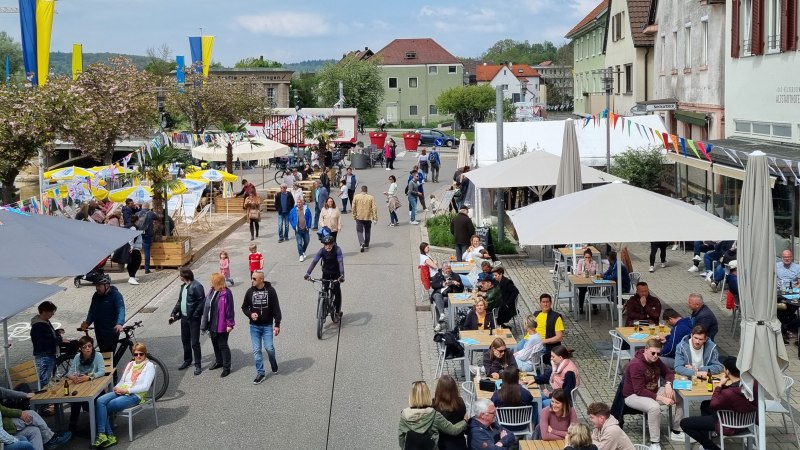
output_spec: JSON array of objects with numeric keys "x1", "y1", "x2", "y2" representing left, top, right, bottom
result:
[
  {"x1": 219, "y1": 250, "x2": 234, "y2": 286},
  {"x1": 248, "y1": 244, "x2": 263, "y2": 276},
  {"x1": 339, "y1": 179, "x2": 349, "y2": 213},
  {"x1": 429, "y1": 195, "x2": 442, "y2": 215}
]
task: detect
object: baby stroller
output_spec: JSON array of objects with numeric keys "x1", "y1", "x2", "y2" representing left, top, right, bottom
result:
[{"x1": 73, "y1": 256, "x2": 109, "y2": 288}]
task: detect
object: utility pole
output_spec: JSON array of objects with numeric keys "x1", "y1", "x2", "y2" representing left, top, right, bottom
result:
[
  {"x1": 602, "y1": 67, "x2": 614, "y2": 173},
  {"x1": 495, "y1": 85, "x2": 505, "y2": 244}
]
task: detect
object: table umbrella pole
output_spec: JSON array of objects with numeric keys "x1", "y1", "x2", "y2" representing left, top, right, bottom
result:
[
  {"x1": 758, "y1": 383, "x2": 766, "y2": 450},
  {"x1": 3, "y1": 320, "x2": 10, "y2": 388},
  {"x1": 617, "y1": 260, "x2": 623, "y2": 326}
]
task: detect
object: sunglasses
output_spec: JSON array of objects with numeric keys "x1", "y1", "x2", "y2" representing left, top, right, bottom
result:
[
  {"x1": 648, "y1": 350, "x2": 661, "y2": 356},
  {"x1": 495, "y1": 348, "x2": 507, "y2": 353},
  {"x1": 133, "y1": 352, "x2": 145, "y2": 357}
]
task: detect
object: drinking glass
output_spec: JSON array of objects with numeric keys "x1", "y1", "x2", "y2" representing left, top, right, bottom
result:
[{"x1": 648, "y1": 323, "x2": 656, "y2": 335}]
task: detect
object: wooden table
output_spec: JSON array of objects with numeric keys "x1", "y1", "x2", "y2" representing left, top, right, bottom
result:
[
  {"x1": 674, "y1": 375, "x2": 720, "y2": 450},
  {"x1": 520, "y1": 440, "x2": 565, "y2": 450},
  {"x1": 29, "y1": 375, "x2": 113, "y2": 443},
  {"x1": 569, "y1": 275, "x2": 616, "y2": 321},
  {"x1": 447, "y1": 292, "x2": 475, "y2": 329},
  {"x1": 474, "y1": 374, "x2": 542, "y2": 418},
  {"x1": 614, "y1": 326, "x2": 666, "y2": 352},
  {"x1": 558, "y1": 245, "x2": 602, "y2": 271},
  {"x1": 459, "y1": 329, "x2": 516, "y2": 380},
  {"x1": 449, "y1": 261, "x2": 475, "y2": 274}
]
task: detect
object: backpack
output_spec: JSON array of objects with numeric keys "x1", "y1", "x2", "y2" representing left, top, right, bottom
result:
[
  {"x1": 428, "y1": 152, "x2": 438, "y2": 166},
  {"x1": 434, "y1": 331, "x2": 465, "y2": 359}
]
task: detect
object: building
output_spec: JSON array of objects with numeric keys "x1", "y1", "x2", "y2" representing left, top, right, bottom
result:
[
  {"x1": 603, "y1": 0, "x2": 655, "y2": 115},
  {"x1": 372, "y1": 38, "x2": 465, "y2": 125},
  {"x1": 340, "y1": 47, "x2": 374, "y2": 61},
  {"x1": 209, "y1": 67, "x2": 294, "y2": 107},
  {"x1": 531, "y1": 61, "x2": 574, "y2": 107},
  {"x1": 566, "y1": 0, "x2": 610, "y2": 116},
  {"x1": 474, "y1": 63, "x2": 540, "y2": 104},
  {"x1": 648, "y1": 0, "x2": 726, "y2": 140}
]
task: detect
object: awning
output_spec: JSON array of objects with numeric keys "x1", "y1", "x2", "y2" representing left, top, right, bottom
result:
[
  {"x1": 665, "y1": 152, "x2": 712, "y2": 170},
  {"x1": 675, "y1": 110, "x2": 708, "y2": 127}
]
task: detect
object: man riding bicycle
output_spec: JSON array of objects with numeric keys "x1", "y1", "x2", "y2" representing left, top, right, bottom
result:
[{"x1": 304, "y1": 235, "x2": 345, "y2": 323}]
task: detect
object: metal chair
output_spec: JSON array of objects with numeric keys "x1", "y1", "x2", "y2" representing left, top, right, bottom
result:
[
  {"x1": 551, "y1": 267, "x2": 573, "y2": 312},
  {"x1": 765, "y1": 375, "x2": 800, "y2": 449},
  {"x1": 586, "y1": 285, "x2": 614, "y2": 327},
  {"x1": 628, "y1": 272, "x2": 641, "y2": 290},
  {"x1": 633, "y1": 445, "x2": 650, "y2": 450},
  {"x1": 731, "y1": 294, "x2": 741, "y2": 337},
  {"x1": 570, "y1": 386, "x2": 588, "y2": 417},
  {"x1": 461, "y1": 381, "x2": 476, "y2": 416},
  {"x1": 496, "y1": 405, "x2": 534, "y2": 439},
  {"x1": 716, "y1": 410, "x2": 756, "y2": 450},
  {"x1": 435, "y1": 339, "x2": 465, "y2": 379},
  {"x1": 608, "y1": 330, "x2": 632, "y2": 385},
  {"x1": 116, "y1": 379, "x2": 159, "y2": 441}
]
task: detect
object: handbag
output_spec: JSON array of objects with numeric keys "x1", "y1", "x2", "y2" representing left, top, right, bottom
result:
[{"x1": 248, "y1": 208, "x2": 260, "y2": 220}]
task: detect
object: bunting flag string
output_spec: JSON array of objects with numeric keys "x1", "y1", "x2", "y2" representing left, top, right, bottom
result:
[
  {"x1": 679, "y1": 137, "x2": 687, "y2": 157},
  {"x1": 768, "y1": 157, "x2": 787, "y2": 184}
]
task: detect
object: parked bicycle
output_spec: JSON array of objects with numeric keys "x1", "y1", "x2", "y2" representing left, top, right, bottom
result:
[
  {"x1": 269, "y1": 156, "x2": 307, "y2": 184},
  {"x1": 57, "y1": 321, "x2": 169, "y2": 400},
  {"x1": 307, "y1": 278, "x2": 340, "y2": 339}
]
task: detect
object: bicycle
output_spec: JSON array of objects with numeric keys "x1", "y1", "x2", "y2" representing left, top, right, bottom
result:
[
  {"x1": 307, "y1": 278, "x2": 340, "y2": 339},
  {"x1": 271, "y1": 156, "x2": 307, "y2": 184},
  {"x1": 57, "y1": 321, "x2": 170, "y2": 400}
]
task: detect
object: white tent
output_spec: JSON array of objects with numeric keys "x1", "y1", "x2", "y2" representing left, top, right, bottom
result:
[
  {"x1": 191, "y1": 136, "x2": 289, "y2": 165},
  {"x1": 507, "y1": 182, "x2": 738, "y2": 323},
  {"x1": 474, "y1": 115, "x2": 668, "y2": 167}
]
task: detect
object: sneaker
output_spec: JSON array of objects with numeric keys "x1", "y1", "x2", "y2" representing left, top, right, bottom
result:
[
  {"x1": 661, "y1": 261, "x2": 667, "y2": 268},
  {"x1": 128, "y1": 277, "x2": 139, "y2": 285},
  {"x1": 299, "y1": 254, "x2": 305, "y2": 262},
  {"x1": 385, "y1": 167, "x2": 390, "y2": 171},
  {"x1": 438, "y1": 313, "x2": 446, "y2": 322},
  {"x1": 670, "y1": 430, "x2": 686, "y2": 442},
  {"x1": 271, "y1": 364, "x2": 278, "y2": 374},
  {"x1": 253, "y1": 373, "x2": 266, "y2": 384},
  {"x1": 710, "y1": 282, "x2": 718, "y2": 292},
  {"x1": 650, "y1": 444, "x2": 661, "y2": 450},
  {"x1": 671, "y1": 244, "x2": 679, "y2": 251},
  {"x1": 693, "y1": 255, "x2": 701, "y2": 261},
  {"x1": 91, "y1": 433, "x2": 109, "y2": 449},
  {"x1": 434, "y1": 323, "x2": 442, "y2": 332},
  {"x1": 100, "y1": 435, "x2": 116, "y2": 448},
  {"x1": 649, "y1": 266, "x2": 655, "y2": 273},
  {"x1": 423, "y1": 208, "x2": 429, "y2": 212},
  {"x1": 688, "y1": 265, "x2": 699, "y2": 272},
  {"x1": 360, "y1": 245, "x2": 365, "y2": 253},
  {"x1": 45, "y1": 431, "x2": 72, "y2": 449},
  {"x1": 410, "y1": 220, "x2": 420, "y2": 225}
]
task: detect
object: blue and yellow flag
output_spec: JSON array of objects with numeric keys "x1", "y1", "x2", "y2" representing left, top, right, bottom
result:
[
  {"x1": 188, "y1": 35, "x2": 214, "y2": 77},
  {"x1": 18, "y1": 0, "x2": 56, "y2": 86},
  {"x1": 201, "y1": 36, "x2": 214, "y2": 77}
]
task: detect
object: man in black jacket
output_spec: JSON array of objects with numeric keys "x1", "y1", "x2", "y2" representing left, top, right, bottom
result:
[
  {"x1": 241, "y1": 270, "x2": 282, "y2": 385},
  {"x1": 430, "y1": 263, "x2": 464, "y2": 331},
  {"x1": 492, "y1": 267, "x2": 519, "y2": 327},
  {"x1": 30, "y1": 301, "x2": 60, "y2": 388},
  {"x1": 450, "y1": 206, "x2": 475, "y2": 261},
  {"x1": 171, "y1": 267, "x2": 206, "y2": 375},
  {"x1": 275, "y1": 183, "x2": 294, "y2": 243}
]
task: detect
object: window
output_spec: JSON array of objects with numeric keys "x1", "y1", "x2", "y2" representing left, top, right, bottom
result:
[
  {"x1": 388, "y1": 77, "x2": 397, "y2": 88},
  {"x1": 501, "y1": 84, "x2": 509, "y2": 90},
  {"x1": 612, "y1": 12, "x2": 625, "y2": 42},
  {"x1": 592, "y1": 31, "x2": 597, "y2": 55},
  {"x1": 429, "y1": 105, "x2": 438, "y2": 115},
  {"x1": 767, "y1": 0, "x2": 781, "y2": 51},
  {"x1": 684, "y1": 24, "x2": 692, "y2": 69},
  {"x1": 428, "y1": 66, "x2": 438, "y2": 75},
  {"x1": 734, "y1": 120, "x2": 793, "y2": 138},
  {"x1": 660, "y1": 35, "x2": 666, "y2": 71},
  {"x1": 512, "y1": 93, "x2": 521, "y2": 102},
  {"x1": 673, "y1": 31, "x2": 678, "y2": 69},
  {"x1": 405, "y1": 51, "x2": 416, "y2": 60},
  {"x1": 409, "y1": 105, "x2": 418, "y2": 116},
  {"x1": 624, "y1": 64, "x2": 632, "y2": 94},
  {"x1": 448, "y1": 66, "x2": 457, "y2": 73},
  {"x1": 408, "y1": 77, "x2": 418, "y2": 88},
  {"x1": 743, "y1": 0, "x2": 753, "y2": 54},
  {"x1": 701, "y1": 19, "x2": 709, "y2": 66},
  {"x1": 584, "y1": 37, "x2": 589, "y2": 58}
]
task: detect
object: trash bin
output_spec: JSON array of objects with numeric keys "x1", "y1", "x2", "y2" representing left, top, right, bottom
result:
[
  {"x1": 351, "y1": 153, "x2": 368, "y2": 170},
  {"x1": 403, "y1": 133, "x2": 421, "y2": 152}
]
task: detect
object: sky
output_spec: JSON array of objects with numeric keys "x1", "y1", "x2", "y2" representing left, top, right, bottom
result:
[{"x1": 0, "y1": 0, "x2": 600, "y2": 65}]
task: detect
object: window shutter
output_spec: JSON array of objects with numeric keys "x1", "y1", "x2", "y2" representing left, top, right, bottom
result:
[
  {"x1": 732, "y1": 0, "x2": 741, "y2": 57},
  {"x1": 789, "y1": 0, "x2": 799, "y2": 51},
  {"x1": 781, "y1": 0, "x2": 790, "y2": 51},
  {"x1": 752, "y1": 0, "x2": 765, "y2": 55}
]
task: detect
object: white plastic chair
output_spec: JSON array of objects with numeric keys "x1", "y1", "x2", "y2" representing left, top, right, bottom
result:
[
  {"x1": 461, "y1": 381, "x2": 475, "y2": 416},
  {"x1": 570, "y1": 386, "x2": 587, "y2": 418},
  {"x1": 551, "y1": 268, "x2": 573, "y2": 312},
  {"x1": 608, "y1": 330, "x2": 632, "y2": 385},
  {"x1": 716, "y1": 410, "x2": 756, "y2": 450},
  {"x1": 586, "y1": 285, "x2": 614, "y2": 327},
  {"x1": 496, "y1": 405, "x2": 534, "y2": 439},
  {"x1": 765, "y1": 375, "x2": 800, "y2": 449},
  {"x1": 633, "y1": 445, "x2": 650, "y2": 450},
  {"x1": 628, "y1": 272, "x2": 641, "y2": 291},
  {"x1": 116, "y1": 380, "x2": 159, "y2": 441},
  {"x1": 435, "y1": 340, "x2": 465, "y2": 379}
]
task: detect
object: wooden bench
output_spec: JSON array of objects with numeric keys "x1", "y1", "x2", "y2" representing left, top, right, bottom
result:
[{"x1": 9, "y1": 360, "x2": 40, "y2": 390}]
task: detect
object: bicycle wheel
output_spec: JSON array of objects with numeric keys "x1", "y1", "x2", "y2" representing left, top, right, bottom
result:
[
  {"x1": 316, "y1": 294, "x2": 326, "y2": 340},
  {"x1": 274, "y1": 169, "x2": 285, "y2": 185},
  {"x1": 146, "y1": 353, "x2": 170, "y2": 400}
]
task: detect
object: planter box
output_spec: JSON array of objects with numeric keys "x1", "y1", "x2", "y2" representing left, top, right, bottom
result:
[
  {"x1": 403, "y1": 133, "x2": 421, "y2": 152},
  {"x1": 368, "y1": 132, "x2": 387, "y2": 148},
  {"x1": 147, "y1": 236, "x2": 193, "y2": 268}
]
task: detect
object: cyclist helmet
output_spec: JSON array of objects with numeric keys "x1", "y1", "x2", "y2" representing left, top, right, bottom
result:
[
  {"x1": 321, "y1": 235, "x2": 335, "y2": 245},
  {"x1": 93, "y1": 274, "x2": 112, "y2": 285}
]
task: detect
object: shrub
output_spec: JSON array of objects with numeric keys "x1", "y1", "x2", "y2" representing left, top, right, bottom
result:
[{"x1": 425, "y1": 213, "x2": 456, "y2": 248}]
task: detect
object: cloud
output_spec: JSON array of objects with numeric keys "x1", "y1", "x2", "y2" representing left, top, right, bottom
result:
[
  {"x1": 236, "y1": 12, "x2": 331, "y2": 37},
  {"x1": 420, "y1": 5, "x2": 504, "y2": 33},
  {"x1": 419, "y1": 6, "x2": 460, "y2": 17}
]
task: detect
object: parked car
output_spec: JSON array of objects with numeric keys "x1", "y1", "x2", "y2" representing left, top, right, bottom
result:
[{"x1": 415, "y1": 128, "x2": 459, "y2": 147}]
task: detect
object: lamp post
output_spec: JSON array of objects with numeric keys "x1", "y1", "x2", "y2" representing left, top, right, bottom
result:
[
  {"x1": 495, "y1": 85, "x2": 505, "y2": 244},
  {"x1": 602, "y1": 67, "x2": 614, "y2": 173},
  {"x1": 398, "y1": 87, "x2": 402, "y2": 127}
]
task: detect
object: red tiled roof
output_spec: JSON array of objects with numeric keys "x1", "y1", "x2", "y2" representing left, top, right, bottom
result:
[
  {"x1": 475, "y1": 64, "x2": 541, "y2": 82},
  {"x1": 565, "y1": 0, "x2": 609, "y2": 38},
  {"x1": 373, "y1": 38, "x2": 460, "y2": 65},
  {"x1": 626, "y1": 0, "x2": 655, "y2": 47}
]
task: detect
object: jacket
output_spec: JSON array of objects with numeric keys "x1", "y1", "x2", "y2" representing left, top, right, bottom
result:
[
  {"x1": 550, "y1": 358, "x2": 580, "y2": 391},
  {"x1": 467, "y1": 417, "x2": 516, "y2": 449},
  {"x1": 0, "y1": 404, "x2": 22, "y2": 435},
  {"x1": 622, "y1": 348, "x2": 674, "y2": 399},
  {"x1": 463, "y1": 310, "x2": 495, "y2": 331},
  {"x1": 342, "y1": 172, "x2": 357, "y2": 191},
  {"x1": 86, "y1": 286, "x2": 126, "y2": 335},
  {"x1": 397, "y1": 407, "x2": 466, "y2": 449},
  {"x1": 289, "y1": 205, "x2": 313, "y2": 231},
  {"x1": 624, "y1": 294, "x2": 662, "y2": 326},
  {"x1": 673, "y1": 335, "x2": 723, "y2": 377},
  {"x1": 603, "y1": 261, "x2": 630, "y2": 293},
  {"x1": 201, "y1": 288, "x2": 236, "y2": 334},
  {"x1": 241, "y1": 283, "x2": 282, "y2": 327},
  {"x1": 30, "y1": 315, "x2": 58, "y2": 357},
  {"x1": 315, "y1": 186, "x2": 329, "y2": 211},
  {"x1": 451, "y1": 212, "x2": 475, "y2": 245},
  {"x1": 691, "y1": 304, "x2": 719, "y2": 340},
  {"x1": 591, "y1": 416, "x2": 634, "y2": 450},
  {"x1": 351, "y1": 192, "x2": 378, "y2": 221},
  {"x1": 68, "y1": 351, "x2": 106, "y2": 378},
  {"x1": 171, "y1": 280, "x2": 206, "y2": 321},
  {"x1": 482, "y1": 348, "x2": 517, "y2": 376},
  {"x1": 320, "y1": 207, "x2": 342, "y2": 232},
  {"x1": 137, "y1": 209, "x2": 156, "y2": 237},
  {"x1": 430, "y1": 270, "x2": 464, "y2": 296},
  {"x1": 662, "y1": 317, "x2": 693, "y2": 358},
  {"x1": 435, "y1": 404, "x2": 468, "y2": 450},
  {"x1": 275, "y1": 191, "x2": 294, "y2": 214},
  {"x1": 708, "y1": 381, "x2": 758, "y2": 435}
]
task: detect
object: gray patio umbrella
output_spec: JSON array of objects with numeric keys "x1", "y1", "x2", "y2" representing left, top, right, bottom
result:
[
  {"x1": 735, "y1": 151, "x2": 788, "y2": 449},
  {"x1": 554, "y1": 118, "x2": 583, "y2": 272},
  {"x1": 0, "y1": 277, "x2": 65, "y2": 387},
  {"x1": 0, "y1": 208, "x2": 140, "y2": 278}
]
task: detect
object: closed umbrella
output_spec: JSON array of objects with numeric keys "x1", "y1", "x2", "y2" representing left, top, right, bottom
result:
[
  {"x1": 554, "y1": 118, "x2": 583, "y2": 272},
  {"x1": 456, "y1": 133, "x2": 470, "y2": 169},
  {"x1": 735, "y1": 151, "x2": 788, "y2": 449}
]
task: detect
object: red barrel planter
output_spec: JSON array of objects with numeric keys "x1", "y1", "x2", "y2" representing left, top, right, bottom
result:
[
  {"x1": 403, "y1": 133, "x2": 421, "y2": 152},
  {"x1": 368, "y1": 132, "x2": 387, "y2": 148}
]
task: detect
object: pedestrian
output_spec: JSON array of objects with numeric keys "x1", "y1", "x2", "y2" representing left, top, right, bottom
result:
[
  {"x1": 429, "y1": 147, "x2": 441, "y2": 183},
  {"x1": 289, "y1": 197, "x2": 313, "y2": 262},
  {"x1": 450, "y1": 206, "x2": 475, "y2": 261},
  {"x1": 248, "y1": 243, "x2": 263, "y2": 277},
  {"x1": 241, "y1": 270, "x2": 282, "y2": 384},
  {"x1": 170, "y1": 267, "x2": 206, "y2": 376},
  {"x1": 244, "y1": 190, "x2": 261, "y2": 240},
  {"x1": 81, "y1": 275, "x2": 125, "y2": 353},
  {"x1": 121, "y1": 198, "x2": 135, "y2": 228},
  {"x1": 383, "y1": 175, "x2": 400, "y2": 226},
  {"x1": 418, "y1": 148, "x2": 430, "y2": 178},
  {"x1": 341, "y1": 167, "x2": 357, "y2": 205},
  {"x1": 320, "y1": 197, "x2": 342, "y2": 242},
  {"x1": 384, "y1": 139, "x2": 395, "y2": 170},
  {"x1": 275, "y1": 184, "x2": 293, "y2": 243},
  {"x1": 351, "y1": 185, "x2": 378, "y2": 253},
  {"x1": 290, "y1": 184, "x2": 304, "y2": 203},
  {"x1": 312, "y1": 180, "x2": 328, "y2": 230},
  {"x1": 649, "y1": 241, "x2": 669, "y2": 273},
  {"x1": 127, "y1": 215, "x2": 143, "y2": 285},
  {"x1": 409, "y1": 169, "x2": 428, "y2": 212},
  {"x1": 201, "y1": 273, "x2": 235, "y2": 378},
  {"x1": 137, "y1": 202, "x2": 156, "y2": 274},
  {"x1": 219, "y1": 250, "x2": 234, "y2": 286},
  {"x1": 407, "y1": 169, "x2": 421, "y2": 225},
  {"x1": 30, "y1": 301, "x2": 59, "y2": 393},
  {"x1": 338, "y1": 179, "x2": 349, "y2": 213}
]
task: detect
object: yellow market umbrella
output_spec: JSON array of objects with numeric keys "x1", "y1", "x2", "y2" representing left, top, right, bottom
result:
[
  {"x1": 187, "y1": 169, "x2": 238, "y2": 183},
  {"x1": 45, "y1": 183, "x2": 108, "y2": 200},
  {"x1": 107, "y1": 184, "x2": 187, "y2": 203},
  {"x1": 44, "y1": 166, "x2": 95, "y2": 180}
]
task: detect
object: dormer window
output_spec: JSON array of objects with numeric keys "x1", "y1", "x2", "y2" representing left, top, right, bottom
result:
[{"x1": 405, "y1": 51, "x2": 416, "y2": 60}]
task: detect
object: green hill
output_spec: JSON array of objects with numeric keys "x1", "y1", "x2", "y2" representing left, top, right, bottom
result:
[
  {"x1": 283, "y1": 59, "x2": 335, "y2": 73},
  {"x1": 49, "y1": 51, "x2": 151, "y2": 74}
]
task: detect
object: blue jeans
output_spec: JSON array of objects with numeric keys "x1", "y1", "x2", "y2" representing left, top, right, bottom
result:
[
  {"x1": 408, "y1": 195, "x2": 417, "y2": 221},
  {"x1": 389, "y1": 210, "x2": 398, "y2": 224},
  {"x1": 95, "y1": 392, "x2": 140, "y2": 436},
  {"x1": 249, "y1": 324, "x2": 277, "y2": 375},
  {"x1": 314, "y1": 208, "x2": 321, "y2": 229},
  {"x1": 6, "y1": 437, "x2": 34, "y2": 450},
  {"x1": 295, "y1": 229, "x2": 310, "y2": 256},
  {"x1": 34, "y1": 355, "x2": 56, "y2": 388},
  {"x1": 141, "y1": 234, "x2": 153, "y2": 271},
  {"x1": 278, "y1": 213, "x2": 289, "y2": 241},
  {"x1": 714, "y1": 265, "x2": 726, "y2": 283},
  {"x1": 704, "y1": 250, "x2": 723, "y2": 272}
]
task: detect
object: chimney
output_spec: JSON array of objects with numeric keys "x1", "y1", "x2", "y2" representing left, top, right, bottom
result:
[
  {"x1": 365, "y1": 46, "x2": 368, "y2": 51},
  {"x1": 259, "y1": 55, "x2": 264, "y2": 61}
]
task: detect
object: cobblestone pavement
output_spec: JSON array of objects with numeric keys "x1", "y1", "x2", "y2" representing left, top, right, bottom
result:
[{"x1": 413, "y1": 235, "x2": 800, "y2": 449}]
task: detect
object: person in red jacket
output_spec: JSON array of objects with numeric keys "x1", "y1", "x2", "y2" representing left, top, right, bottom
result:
[
  {"x1": 622, "y1": 339, "x2": 684, "y2": 450},
  {"x1": 624, "y1": 282, "x2": 662, "y2": 326},
  {"x1": 679, "y1": 356, "x2": 757, "y2": 450}
]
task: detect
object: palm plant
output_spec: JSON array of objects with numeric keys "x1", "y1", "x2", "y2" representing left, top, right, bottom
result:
[
  {"x1": 303, "y1": 118, "x2": 339, "y2": 169},
  {"x1": 216, "y1": 121, "x2": 262, "y2": 173}
]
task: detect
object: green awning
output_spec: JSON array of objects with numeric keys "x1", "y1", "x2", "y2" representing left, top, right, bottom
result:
[{"x1": 675, "y1": 110, "x2": 708, "y2": 127}]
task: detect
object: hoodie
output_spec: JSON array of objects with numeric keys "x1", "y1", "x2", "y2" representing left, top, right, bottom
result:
[
  {"x1": 661, "y1": 317, "x2": 693, "y2": 358},
  {"x1": 397, "y1": 407, "x2": 466, "y2": 449},
  {"x1": 30, "y1": 315, "x2": 58, "y2": 357},
  {"x1": 241, "y1": 283, "x2": 282, "y2": 327},
  {"x1": 673, "y1": 335, "x2": 723, "y2": 377},
  {"x1": 591, "y1": 416, "x2": 634, "y2": 450},
  {"x1": 622, "y1": 348, "x2": 674, "y2": 399}
]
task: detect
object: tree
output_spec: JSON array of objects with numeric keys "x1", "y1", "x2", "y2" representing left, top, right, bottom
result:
[
  {"x1": 481, "y1": 39, "x2": 559, "y2": 65},
  {"x1": 61, "y1": 57, "x2": 158, "y2": 164},
  {"x1": 303, "y1": 119, "x2": 338, "y2": 169},
  {"x1": 290, "y1": 73, "x2": 318, "y2": 109},
  {"x1": 0, "y1": 32, "x2": 23, "y2": 79},
  {"x1": 315, "y1": 57, "x2": 383, "y2": 124},
  {"x1": 144, "y1": 44, "x2": 177, "y2": 78},
  {"x1": 0, "y1": 78, "x2": 71, "y2": 204},
  {"x1": 610, "y1": 147, "x2": 668, "y2": 190},
  {"x1": 234, "y1": 57, "x2": 282, "y2": 68},
  {"x1": 436, "y1": 85, "x2": 497, "y2": 128}
]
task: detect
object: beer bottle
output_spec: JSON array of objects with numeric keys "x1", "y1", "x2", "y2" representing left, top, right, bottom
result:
[
  {"x1": 707, "y1": 376, "x2": 713, "y2": 392},
  {"x1": 63, "y1": 379, "x2": 69, "y2": 396}
]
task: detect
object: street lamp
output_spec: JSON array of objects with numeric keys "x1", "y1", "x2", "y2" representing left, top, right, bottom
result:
[
  {"x1": 463, "y1": 70, "x2": 470, "y2": 86},
  {"x1": 292, "y1": 89, "x2": 300, "y2": 111},
  {"x1": 398, "y1": 87, "x2": 402, "y2": 127}
]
